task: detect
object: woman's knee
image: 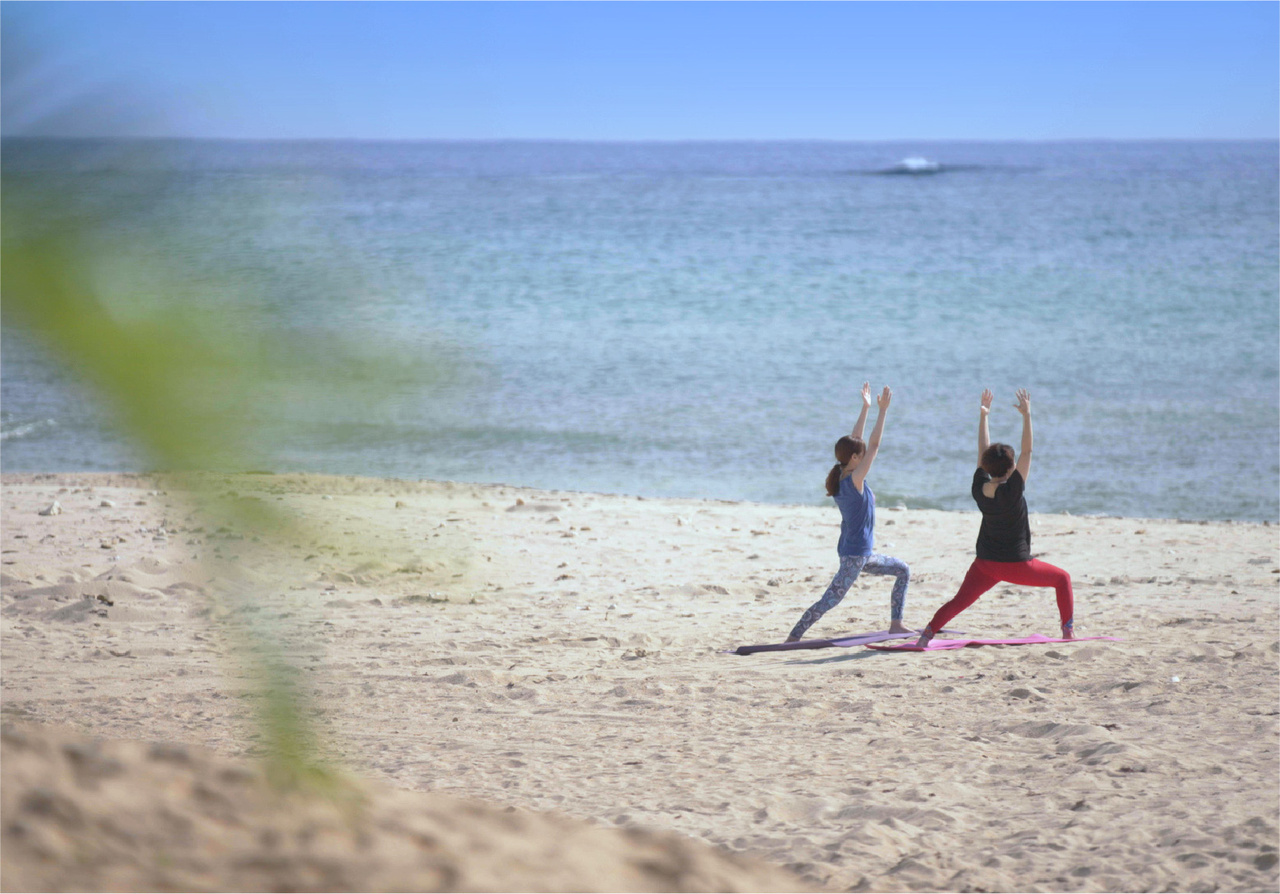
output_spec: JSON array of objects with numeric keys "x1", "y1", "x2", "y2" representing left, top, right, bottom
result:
[
  {"x1": 872, "y1": 556, "x2": 909, "y2": 579},
  {"x1": 1030, "y1": 560, "x2": 1070, "y2": 589}
]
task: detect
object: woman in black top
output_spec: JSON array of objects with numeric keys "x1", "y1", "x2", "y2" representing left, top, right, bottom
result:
[{"x1": 915, "y1": 389, "x2": 1075, "y2": 648}]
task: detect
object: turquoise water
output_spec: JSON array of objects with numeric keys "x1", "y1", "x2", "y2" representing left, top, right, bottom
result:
[{"x1": 3, "y1": 139, "x2": 1277, "y2": 520}]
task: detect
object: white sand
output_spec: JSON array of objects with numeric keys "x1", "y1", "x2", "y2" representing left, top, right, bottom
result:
[{"x1": 3, "y1": 472, "x2": 1277, "y2": 891}]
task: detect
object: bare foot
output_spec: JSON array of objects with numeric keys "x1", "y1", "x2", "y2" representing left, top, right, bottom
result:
[
  {"x1": 913, "y1": 627, "x2": 935, "y2": 649},
  {"x1": 889, "y1": 620, "x2": 913, "y2": 635},
  {"x1": 1060, "y1": 623, "x2": 1076, "y2": 641},
  {"x1": 784, "y1": 635, "x2": 801, "y2": 643}
]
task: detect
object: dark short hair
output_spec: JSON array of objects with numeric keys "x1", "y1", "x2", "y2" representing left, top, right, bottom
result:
[{"x1": 981, "y1": 443, "x2": 1015, "y2": 478}]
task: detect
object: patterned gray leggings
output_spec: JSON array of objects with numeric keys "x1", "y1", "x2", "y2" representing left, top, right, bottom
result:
[{"x1": 789, "y1": 553, "x2": 911, "y2": 640}]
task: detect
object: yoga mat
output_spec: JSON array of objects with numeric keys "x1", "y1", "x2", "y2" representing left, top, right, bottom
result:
[
  {"x1": 728, "y1": 629, "x2": 963, "y2": 656},
  {"x1": 867, "y1": 634, "x2": 1121, "y2": 652}
]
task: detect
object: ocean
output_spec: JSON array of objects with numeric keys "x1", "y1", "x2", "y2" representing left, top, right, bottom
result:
[{"x1": 3, "y1": 139, "x2": 1277, "y2": 521}]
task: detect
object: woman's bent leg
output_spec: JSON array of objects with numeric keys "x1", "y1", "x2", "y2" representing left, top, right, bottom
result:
[
  {"x1": 925, "y1": 560, "x2": 1000, "y2": 633},
  {"x1": 996, "y1": 558, "x2": 1074, "y2": 628},
  {"x1": 789, "y1": 556, "x2": 866, "y2": 640},
  {"x1": 861, "y1": 554, "x2": 910, "y2": 622}
]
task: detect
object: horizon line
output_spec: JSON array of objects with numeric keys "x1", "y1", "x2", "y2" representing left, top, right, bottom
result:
[{"x1": 5, "y1": 135, "x2": 1278, "y2": 144}]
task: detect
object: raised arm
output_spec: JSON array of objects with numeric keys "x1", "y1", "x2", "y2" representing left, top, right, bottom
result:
[
  {"x1": 1014, "y1": 388, "x2": 1032, "y2": 483},
  {"x1": 977, "y1": 388, "x2": 992, "y2": 467},
  {"x1": 850, "y1": 382, "x2": 872, "y2": 440},
  {"x1": 849, "y1": 386, "x2": 891, "y2": 487}
]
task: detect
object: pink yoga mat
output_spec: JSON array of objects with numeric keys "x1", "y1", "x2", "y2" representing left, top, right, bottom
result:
[{"x1": 867, "y1": 634, "x2": 1121, "y2": 652}]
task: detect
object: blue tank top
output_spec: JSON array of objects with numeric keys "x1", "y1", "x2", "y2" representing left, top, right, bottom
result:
[{"x1": 834, "y1": 475, "x2": 875, "y2": 557}]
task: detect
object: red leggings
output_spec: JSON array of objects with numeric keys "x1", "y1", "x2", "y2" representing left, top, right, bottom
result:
[{"x1": 926, "y1": 558, "x2": 1073, "y2": 633}]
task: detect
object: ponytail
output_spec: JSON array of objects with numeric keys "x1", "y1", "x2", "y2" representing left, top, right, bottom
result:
[
  {"x1": 825, "y1": 463, "x2": 844, "y2": 497},
  {"x1": 826, "y1": 435, "x2": 865, "y2": 497}
]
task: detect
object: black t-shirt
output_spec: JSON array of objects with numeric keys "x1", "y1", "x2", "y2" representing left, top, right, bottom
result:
[{"x1": 972, "y1": 468, "x2": 1031, "y2": 562}]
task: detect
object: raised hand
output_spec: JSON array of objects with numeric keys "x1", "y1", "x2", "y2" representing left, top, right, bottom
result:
[
  {"x1": 877, "y1": 385, "x2": 892, "y2": 410},
  {"x1": 861, "y1": 382, "x2": 872, "y2": 408},
  {"x1": 1014, "y1": 388, "x2": 1031, "y2": 416},
  {"x1": 980, "y1": 389, "x2": 993, "y2": 414}
]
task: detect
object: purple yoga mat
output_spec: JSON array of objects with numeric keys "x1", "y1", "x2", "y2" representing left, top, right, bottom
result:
[
  {"x1": 867, "y1": 634, "x2": 1121, "y2": 652},
  {"x1": 729, "y1": 629, "x2": 963, "y2": 656}
]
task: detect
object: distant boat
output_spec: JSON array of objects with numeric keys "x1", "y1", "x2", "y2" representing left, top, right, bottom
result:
[{"x1": 880, "y1": 156, "x2": 942, "y2": 175}]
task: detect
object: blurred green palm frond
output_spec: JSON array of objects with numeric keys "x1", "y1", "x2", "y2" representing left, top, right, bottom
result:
[
  {"x1": 1, "y1": 28, "x2": 470, "y2": 795},
  {"x1": 3, "y1": 149, "x2": 456, "y2": 792}
]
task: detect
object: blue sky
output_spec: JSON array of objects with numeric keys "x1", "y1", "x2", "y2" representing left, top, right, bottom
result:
[{"x1": 4, "y1": 1, "x2": 1277, "y2": 140}]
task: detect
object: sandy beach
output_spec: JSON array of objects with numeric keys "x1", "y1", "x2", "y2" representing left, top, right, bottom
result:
[{"x1": 2, "y1": 471, "x2": 1277, "y2": 892}]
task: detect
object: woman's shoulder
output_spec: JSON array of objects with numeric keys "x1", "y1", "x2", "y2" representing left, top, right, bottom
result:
[
  {"x1": 971, "y1": 468, "x2": 991, "y2": 496},
  {"x1": 837, "y1": 472, "x2": 866, "y2": 496}
]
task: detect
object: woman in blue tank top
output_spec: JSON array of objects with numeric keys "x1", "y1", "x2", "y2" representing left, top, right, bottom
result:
[{"x1": 785, "y1": 384, "x2": 912, "y2": 641}]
